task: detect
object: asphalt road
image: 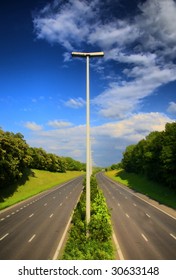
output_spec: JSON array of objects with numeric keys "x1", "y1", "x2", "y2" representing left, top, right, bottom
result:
[
  {"x1": 0, "y1": 175, "x2": 83, "y2": 260},
  {"x1": 96, "y1": 172, "x2": 176, "y2": 260}
]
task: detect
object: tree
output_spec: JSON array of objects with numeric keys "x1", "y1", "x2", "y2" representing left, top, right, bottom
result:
[{"x1": 0, "y1": 129, "x2": 31, "y2": 187}]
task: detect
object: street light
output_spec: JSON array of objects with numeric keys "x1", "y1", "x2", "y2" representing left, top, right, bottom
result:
[{"x1": 71, "y1": 51, "x2": 104, "y2": 225}]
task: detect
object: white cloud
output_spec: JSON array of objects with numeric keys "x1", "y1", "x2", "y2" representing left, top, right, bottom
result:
[
  {"x1": 24, "y1": 121, "x2": 43, "y2": 131},
  {"x1": 26, "y1": 113, "x2": 173, "y2": 166},
  {"x1": 65, "y1": 97, "x2": 86, "y2": 108},
  {"x1": 93, "y1": 65, "x2": 176, "y2": 119},
  {"x1": 47, "y1": 120, "x2": 73, "y2": 128},
  {"x1": 167, "y1": 102, "x2": 176, "y2": 115},
  {"x1": 33, "y1": 0, "x2": 99, "y2": 50},
  {"x1": 33, "y1": 0, "x2": 176, "y2": 120}
]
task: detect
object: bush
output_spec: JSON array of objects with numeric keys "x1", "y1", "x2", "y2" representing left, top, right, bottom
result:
[{"x1": 62, "y1": 175, "x2": 114, "y2": 260}]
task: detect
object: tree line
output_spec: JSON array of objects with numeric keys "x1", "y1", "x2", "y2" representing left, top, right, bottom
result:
[
  {"x1": 121, "y1": 122, "x2": 176, "y2": 189},
  {"x1": 0, "y1": 128, "x2": 85, "y2": 188}
]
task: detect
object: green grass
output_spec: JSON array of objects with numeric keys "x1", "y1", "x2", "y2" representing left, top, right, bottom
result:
[
  {"x1": 0, "y1": 169, "x2": 84, "y2": 210},
  {"x1": 105, "y1": 170, "x2": 176, "y2": 209}
]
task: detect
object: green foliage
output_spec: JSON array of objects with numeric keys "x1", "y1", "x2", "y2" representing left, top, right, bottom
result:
[
  {"x1": 62, "y1": 175, "x2": 114, "y2": 260},
  {"x1": 0, "y1": 128, "x2": 85, "y2": 191},
  {"x1": 121, "y1": 122, "x2": 176, "y2": 190},
  {"x1": 0, "y1": 129, "x2": 31, "y2": 188}
]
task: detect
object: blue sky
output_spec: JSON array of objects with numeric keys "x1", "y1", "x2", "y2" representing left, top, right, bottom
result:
[{"x1": 0, "y1": 0, "x2": 176, "y2": 167}]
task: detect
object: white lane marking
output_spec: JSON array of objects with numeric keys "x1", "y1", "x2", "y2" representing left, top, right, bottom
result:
[
  {"x1": 16, "y1": 210, "x2": 19, "y2": 212},
  {"x1": 50, "y1": 214, "x2": 54, "y2": 218},
  {"x1": 53, "y1": 196, "x2": 56, "y2": 199},
  {"x1": 28, "y1": 234, "x2": 36, "y2": 243},
  {"x1": 125, "y1": 213, "x2": 130, "y2": 218},
  {"x1": 66, "y1": 196, "x2": 68, "y2": 199},
  {"x1": 20, "y1": 207, "x2": 23, "y2": 210},
  {"x1": 170, "y1": 233, "x2": 176, "y2": 240},
  {"x1": 6, "y1": 215, "x2": 10, "y2": 218},
  {"x1": 29, "y1": 213, "x2": 34, "y2": 218},
  {"x1": 44, "y1": 203, "x2": 47, "y2": 206},
  {"x1": 12, "y1": 212, "x2": 15, "y2": 215},
  {"x1": 125, "y1": 196, "x2": 128, "y2": 200},
  {"x1": 146, "y1": 213, "x2": 151, "y2": 218},
  {"x1": 0, "y1": 233, "x2": 9, "y2": 241},
  {"x1": 141, "y1": 233, "x2": 148, "y2": 242},
  {"x1": 112, "y1": 231, "x2": 124, "y2": 260},
  {"x1": 117, "y1": 203, "x2": 120, "y2": 207},
  {"x1": 60, "y1": 203, "x2": 63, "y2": 207},
  {"x1": 104, "y1": 175, "x2": 176, "y2": 220},
  {"x1": 1, "y1": 218, "x2": 5, "y2": 221},
  {"x1": 133, "y1": 203, "x2": 137, "y2": 207}
]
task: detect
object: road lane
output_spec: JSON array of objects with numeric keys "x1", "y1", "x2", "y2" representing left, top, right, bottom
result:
[
  {"x1": 0, "y1": 175, "x2": 83, "y2": 259},
  {"x1": 96, "y1": 172, "x2": 176, "y2": 260}
]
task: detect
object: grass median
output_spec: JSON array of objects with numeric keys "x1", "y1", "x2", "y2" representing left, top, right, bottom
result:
[
  {"x1": 0, "y1": 169, "x2": 84, "y2": 210},
  {"x1": 105, "y1": 170, "x2": 176, "y2": 209}
]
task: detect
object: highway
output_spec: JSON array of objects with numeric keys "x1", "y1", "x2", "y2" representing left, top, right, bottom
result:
[
  {"x1": 0, "y1": 176, "x2": 83, "y2": 260},
  {"x1": 96, "y1": 172, "x2": 176, "y2": 260}
]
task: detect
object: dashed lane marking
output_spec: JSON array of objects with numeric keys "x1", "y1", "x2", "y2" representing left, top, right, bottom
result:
[
  {"x1": 133, "y1": 203, "x2": 137, "y2": 207},
  {"x1": 117, "y1": 203, "x2": 120, "y2": 207},
  {"x1": 141, "y1": 233, "x2": 148, "y2": 242},
  {"x1": 28, "y1": 234, "x2": 36, "y2": 243},
  {"x1": 29, "y1": 213, "x2": 34, "y2": 218},
  {"x1": 59, "y1": 203, "x2": 63, "y2": 207},
  {"x1": 50, "y1": 214, "x2": 54, "y2": 218},
  {"x1": 170, "y1": 233, "x2": 176, "y2": 240},
  {"x1": 0, "y1": 233, "x2": 9, "y2": 241},
  {"x1": 44, "y1": 203, "x2": 47, "y2": 206},
  {"x1": 125, "y1": 213, "x2": 130, "y2": 218},
  {"x1": 146, "y1": 213, "x2": 151, "y2": 218}
]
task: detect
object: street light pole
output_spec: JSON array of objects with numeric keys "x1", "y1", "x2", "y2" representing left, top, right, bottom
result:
[{"x1": 71, "y1": 51, "x2": 104, "y2": 225}]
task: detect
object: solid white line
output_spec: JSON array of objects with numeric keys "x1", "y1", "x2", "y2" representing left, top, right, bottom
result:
[
  {"x1": 0, "y1": 233, "x2": 9, "y2": 241},
  {"x1": 50, "y1": 214, "x2": 54, "y2": 218},
  {"x1": 141, "y1": 233, "x2": 148, "y2": 242},
  {"x1": 28, "y1": 234, "x2": 36, "y2": 243},
  {"x1": 112, "y1": 231, "x2": 124, "y2": 260},
  {"x1": 170, "y1": 233, "x2": 176, "y2": 240}
]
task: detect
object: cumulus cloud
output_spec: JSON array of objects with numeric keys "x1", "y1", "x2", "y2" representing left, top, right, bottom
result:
[
  {"x1": 24, "y1": 121, "x2": 43, "y2": 131},
  {"x1": 26, "y1": 113, "x2": 173, "y2": 166},
  {"x1": 33, "y1": 0, "x2": 176, "y2": 119},
  {"x1": 167, "y1": 102, "x2": 176, "y2": 115}
]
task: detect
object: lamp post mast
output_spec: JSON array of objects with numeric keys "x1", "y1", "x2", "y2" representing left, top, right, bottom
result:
[{"x1": 71, "y1": 52, "x2": 104, "y2": 225}]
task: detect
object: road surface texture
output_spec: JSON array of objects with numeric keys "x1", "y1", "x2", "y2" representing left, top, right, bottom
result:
[
  {"x1": 96, "y1": 172, "x2": 176, "y2": 260},
  {"x1": 0, "y1": 176, "x2": 83, "y2": 260}
]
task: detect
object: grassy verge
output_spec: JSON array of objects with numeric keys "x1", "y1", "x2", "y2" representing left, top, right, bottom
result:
[
  {"x1": 0, "y1": 169, "x2": 84, "y2": 210},
  {"x1": 61, "y1": 176, "x2": 115, "y2": 260},
  {"x1": 105, "y1": 170, "x2": 176, "y2": 209}
]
